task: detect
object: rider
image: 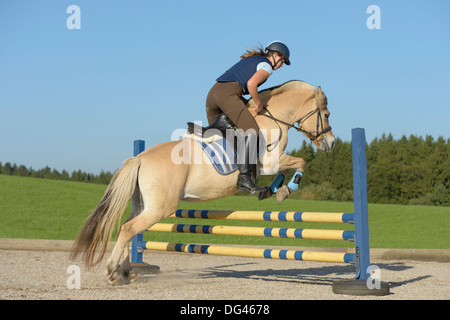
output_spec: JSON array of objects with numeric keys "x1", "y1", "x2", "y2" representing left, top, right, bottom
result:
[{"x1": 205, "y1": 41, "x2": 291, "y2": 193}]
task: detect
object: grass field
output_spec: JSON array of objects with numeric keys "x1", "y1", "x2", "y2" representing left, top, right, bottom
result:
[{"x1": 0, "y1": 174, "x2": 448, "y2": 249}]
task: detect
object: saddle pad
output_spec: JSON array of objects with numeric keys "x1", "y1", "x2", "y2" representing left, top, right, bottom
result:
[{"x1": 194, "y1": 138, "x2": 238, "y2": 175}]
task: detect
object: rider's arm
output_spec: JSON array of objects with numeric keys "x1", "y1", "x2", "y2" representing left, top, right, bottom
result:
[{"x1": 247, "y1": 69, "x2": 270, "y2": 114}]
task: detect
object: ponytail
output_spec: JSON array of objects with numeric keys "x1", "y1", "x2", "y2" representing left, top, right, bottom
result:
[{"x1": 240, "y1": 46, "x2": 268, "y2": 59}]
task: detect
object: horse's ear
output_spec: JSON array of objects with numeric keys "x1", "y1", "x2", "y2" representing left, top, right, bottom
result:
[{"x1": 315, "y1": 86, "x2": 327, "y2": 107}]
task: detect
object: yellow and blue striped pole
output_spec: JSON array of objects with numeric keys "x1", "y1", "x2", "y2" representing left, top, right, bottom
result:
[
  {"x1": 148, "y1": 223, "x2": 355, "y2": 241},
  {"x1": 140, "y1": 241, "x2": 355, "y2": 264},
  {"x1": 169, "y1": 209, "x2": 354, "y2": 224}
]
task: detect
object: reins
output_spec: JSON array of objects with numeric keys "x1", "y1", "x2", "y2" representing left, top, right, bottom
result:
[
  {"x1": 204, "y1": 103, "x2": 331, "y2": 152},
  {"x1": 261, "y1": 106, "x2": 331, "y2": 142}
]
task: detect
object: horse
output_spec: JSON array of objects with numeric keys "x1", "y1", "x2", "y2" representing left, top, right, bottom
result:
[{"x1": 70, "y1": 80, "x2": 335, "y2": 284}]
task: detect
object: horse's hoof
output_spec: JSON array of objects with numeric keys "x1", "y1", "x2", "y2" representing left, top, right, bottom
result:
[
  {"x1": 119, "y1": 268, "x2": 138, "y2": 284},
  {"x1": 107, "y1": 271, "x2": 121, "y2": 285},
  {"x1": 258, "y1": 187, "x2": 273, "y2": 201},
  {"x1": 129, "y1": 270, "x2": 139, "y2": 283},
  {"x1": 276, "y1": 185, "x2": 290, "y2": 203}
]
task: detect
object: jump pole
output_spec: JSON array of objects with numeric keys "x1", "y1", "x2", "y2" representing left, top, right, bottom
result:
[
  {"x1": 130, "y1": 140, "x2": 160, "y2": 274},
  {"x1": 130, "y1": 140, "x2": 145, "y2": 265},
  {"x1": 331, "y1": 128, "x2": 390, "y2": 295},
  {"x1": 352, "y1": 127, "x2": 371, "y2": 280}
]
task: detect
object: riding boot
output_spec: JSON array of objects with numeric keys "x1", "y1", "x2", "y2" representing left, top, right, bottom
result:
[{"x1": 236, "y1": 135, "x2": 266, "y2": 194}]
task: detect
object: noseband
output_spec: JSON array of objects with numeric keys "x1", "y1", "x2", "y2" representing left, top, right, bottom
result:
[{"x1": 261, "y1": 106, "x2": 332, "y2": 142}]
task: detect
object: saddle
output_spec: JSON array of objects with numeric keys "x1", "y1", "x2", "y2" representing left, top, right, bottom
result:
[
  {"x1": 184, "y1": 114, "x2": 265, "y2": 177},
  {"x1": 185, "y1": 114, "x2": 274, "y2": 197},
  {"x1": 187, "y1": 114, "x2": 237, "y2": 139},
  {"x1": 184, "y1": 114, "x2": 239, "y2": 175}
]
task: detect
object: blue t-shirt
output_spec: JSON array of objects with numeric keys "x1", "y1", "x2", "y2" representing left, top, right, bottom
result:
[{"x1": 216, "y1": 56, "x2": 273, "y2": 95}]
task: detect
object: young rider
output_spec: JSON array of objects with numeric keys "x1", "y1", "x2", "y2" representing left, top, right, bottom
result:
[{"x1": 205, "y1": 41, "x2": 291, "y2": 193}]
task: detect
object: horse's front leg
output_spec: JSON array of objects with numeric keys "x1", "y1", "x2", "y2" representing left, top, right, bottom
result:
[{"x1": 274, "y1": 154, "x2": 306, "y2": 202}]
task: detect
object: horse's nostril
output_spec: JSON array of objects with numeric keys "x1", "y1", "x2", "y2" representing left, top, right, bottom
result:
[{"x1": 327, "y1": 140, "x2": 335, "y2": 151}]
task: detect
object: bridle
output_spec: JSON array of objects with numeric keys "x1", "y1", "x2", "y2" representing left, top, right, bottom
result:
[{"x1": 261, "y1": 106, "x2": 332, "y2": 142}]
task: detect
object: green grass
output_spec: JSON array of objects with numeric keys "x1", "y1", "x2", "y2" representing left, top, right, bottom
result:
[
  {"x1": 1, "y1": 174, "x2": 449, "y2": 249},
  {"x1": 0, "y1": 174, "x2": 108, "y2": 240}
]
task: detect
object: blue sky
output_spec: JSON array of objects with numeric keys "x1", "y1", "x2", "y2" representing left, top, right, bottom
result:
[{"x1": 1, "y1": 0, "x2": 449, "y2": 174}]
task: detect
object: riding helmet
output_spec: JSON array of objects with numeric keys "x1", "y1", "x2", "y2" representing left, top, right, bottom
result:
[{"x1": 265, "y1": 41, "x2": 291, "y2": 65}]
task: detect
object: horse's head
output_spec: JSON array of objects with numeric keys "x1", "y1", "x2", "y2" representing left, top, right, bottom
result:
[
  {"x1": 297, "y1": 86, "x2": 335, "y2": 152},
  {"x1": 253, "y1": 80, "x2": 335, "y2": 153}
]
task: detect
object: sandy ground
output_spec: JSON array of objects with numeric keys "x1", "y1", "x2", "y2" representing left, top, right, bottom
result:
[{"x1": 0, "y1": 249, "x2": 448, "y2": 300}]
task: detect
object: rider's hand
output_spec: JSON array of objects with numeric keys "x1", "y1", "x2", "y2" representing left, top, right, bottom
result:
[{"x1": 255, "y1": 103, "x2": 263, "y2": 114}]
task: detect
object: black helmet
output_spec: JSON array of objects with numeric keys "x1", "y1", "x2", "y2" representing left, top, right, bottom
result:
[{"x1": 265, "y1": 41, "x2": 291, "y2": 65}]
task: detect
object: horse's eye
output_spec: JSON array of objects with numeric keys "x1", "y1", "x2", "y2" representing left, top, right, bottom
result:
[{"x1": 324, "y1": 113, "x2": 330, "y2": 119}]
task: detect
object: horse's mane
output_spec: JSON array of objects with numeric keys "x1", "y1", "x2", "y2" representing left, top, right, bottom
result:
[{"x1": 248, "y1": 80, "x2": 315, "y2": 105}]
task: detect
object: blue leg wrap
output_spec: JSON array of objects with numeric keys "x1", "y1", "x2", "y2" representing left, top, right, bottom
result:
[
  {"x1": 287, "y1": 171, "x2": 303, "y2": 191},
  {"x1": 269, "y1": 174, "x2": 285, "y2": 193}
]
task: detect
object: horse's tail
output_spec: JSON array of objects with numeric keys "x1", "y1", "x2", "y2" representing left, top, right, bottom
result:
[{"x1": 70, "y1": 156, "x2": 141, "y2": 268}]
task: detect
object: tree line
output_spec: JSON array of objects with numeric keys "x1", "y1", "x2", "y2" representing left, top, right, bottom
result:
[
  {"x1": 0, "y1": 162, "x2": 113, "y2": 185},
  {"x1": 256, "y1": 133, "x2": 450, "y2": 206},
  {"x1": 2, "y1": 133, "x2": 449, "y2": 206}
]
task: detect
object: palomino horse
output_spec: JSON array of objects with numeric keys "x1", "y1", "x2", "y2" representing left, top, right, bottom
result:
[{"x1": 70, "y1": 80, "x2": 335, "y2": 284}]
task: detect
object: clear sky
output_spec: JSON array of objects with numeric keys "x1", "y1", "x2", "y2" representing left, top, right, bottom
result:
[{"x1": 1, "y1": 0, "x2": 449, "y2": 174}]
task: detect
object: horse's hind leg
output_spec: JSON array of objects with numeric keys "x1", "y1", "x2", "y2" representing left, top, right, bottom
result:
[
  {"x1": 106, "y1": 204, "x2": 175, "y2": 284},
  {"x1": 106, "y1": 141, "x2": 188, "y2": 284},
  {"x1": 118, "y1": 245, "x2": 137, "y2": 284},
  {"x1": 106, "y1": 187, "x2": 143, "y2": 284}
]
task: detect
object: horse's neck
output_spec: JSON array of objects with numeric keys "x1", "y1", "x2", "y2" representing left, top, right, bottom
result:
[
  {"x1": 264, "y1": 89, "x2": 315, "y2": 125},
  {"x1": 256, "y1": 89, "x2": 315, "y2": 153}
]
